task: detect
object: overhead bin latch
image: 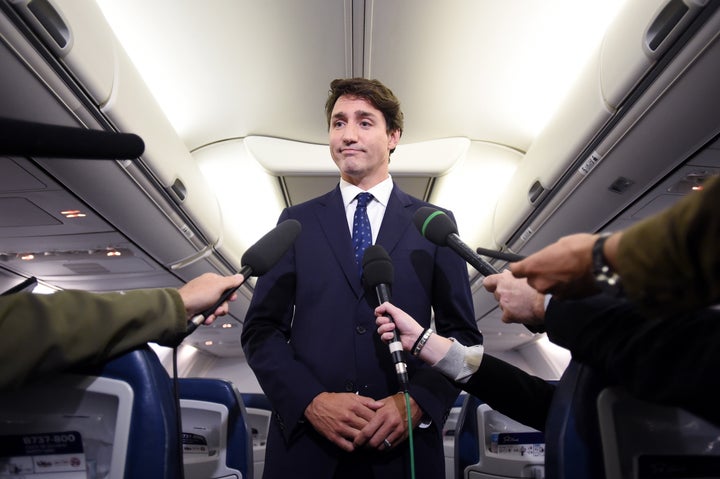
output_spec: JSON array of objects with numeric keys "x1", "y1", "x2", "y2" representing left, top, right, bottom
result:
[
  {"x1": 528, "y1": 180, "x2": 545, "y2": 204},
  {"x1": 646, "y1": 0, "x2": 705, "y2": 55},
  {"x1": 170, "y1": 177, "x2": 187, "y2": 202},
  {"x1": 11, "y1": 0, "x2": 72, "y2": 52}
]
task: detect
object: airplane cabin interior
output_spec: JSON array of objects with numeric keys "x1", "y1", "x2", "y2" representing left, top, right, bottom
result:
[{"x1": 1, "y1": 0, "x2": 719, "y2": 478}]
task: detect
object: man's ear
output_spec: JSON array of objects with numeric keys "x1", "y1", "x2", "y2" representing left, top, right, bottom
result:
[{"x1": 388, "y1": 129, "x2": 401, "y2": 150}]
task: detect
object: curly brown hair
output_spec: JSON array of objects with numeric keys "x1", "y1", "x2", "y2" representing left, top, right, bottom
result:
[{"x1": 324, "y1": 78, "x2": 404, "y2": 142}]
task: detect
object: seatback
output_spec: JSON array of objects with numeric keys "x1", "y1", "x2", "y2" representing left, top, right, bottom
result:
[
  {"x1": 454, "y1": 395, "x2": 483, "y2": 478},
  {"x1": 546, "y1": 358, "x2": 720, "y2": 479},
  {"x1": 544, "y1": 359, "x2": 605, "y2": 479},
  {"x1": 443, "y1": 394, "x2": 467, "y2": 479},
  {"x1": 240, "y1": 392, "x2": 272, "y2": 479},
  {"x1": 597, "y1": 387, "x2": 720, "y2": 478},
  {"x1": 454, "y1": 395, "x2": 545, "y2": 479},
  {"x1": 179, "y1": 378, "x2": 253, "y2": 479},
  {"x1": 0, "y1": 346, "x2": 182, "y2": 479}
]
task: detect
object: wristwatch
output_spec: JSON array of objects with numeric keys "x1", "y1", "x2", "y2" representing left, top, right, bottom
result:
[{"x1": 592, "y1": 232, "x2": 623, "y2": 296}]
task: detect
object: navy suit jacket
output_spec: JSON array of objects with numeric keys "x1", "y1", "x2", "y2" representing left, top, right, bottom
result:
[{"x1": 241, "y1": 183, "x2": 482, "y2": 477}]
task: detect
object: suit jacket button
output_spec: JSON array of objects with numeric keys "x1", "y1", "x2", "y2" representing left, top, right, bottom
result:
[
  {"x1": 345, "y1": 381, "x2": 356, "y2": 392},
  {"x1": 355, "y1": 325, "x2": 366, "y2": 334}
]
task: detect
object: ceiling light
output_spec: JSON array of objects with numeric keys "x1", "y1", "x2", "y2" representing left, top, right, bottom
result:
[{"x1": 61, "y1": 209, "x2": 87, "y2": 218}]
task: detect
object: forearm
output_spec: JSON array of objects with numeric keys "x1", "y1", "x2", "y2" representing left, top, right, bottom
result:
[
  {"x1": 0, "y1": 289, "x2": 185, "y2": 390},
  {"x1": 462, "y1": 355, "x2": 553, "y2": 432},
  {"x1": 614, "y1": 175, "x2": 720, "y2": 313}
]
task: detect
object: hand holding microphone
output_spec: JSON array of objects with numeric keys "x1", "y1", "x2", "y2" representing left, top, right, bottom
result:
[
  {"x1": 362, "y1": 245, "x2": 410, "y2": 391},
  {"x1": 179, "y1": 273, "x2": 245, "y2": 322},
  {"x1": 185, "y1": 219, "x2": 302, "y2": 334}
]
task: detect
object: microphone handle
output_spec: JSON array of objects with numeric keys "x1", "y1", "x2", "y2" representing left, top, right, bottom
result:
[
  {"x1": 446, "y1": 234, "x2": 498, "y2": 277},
  {"x1": 186, "y1": 264, "x2": 252, "y2": 335},
  {"x1": 375, "y1": 284, "x2": 410, "y2": 391},
  {"x1": 475, "y1": 247, "x2": 525, "y2": 263}
]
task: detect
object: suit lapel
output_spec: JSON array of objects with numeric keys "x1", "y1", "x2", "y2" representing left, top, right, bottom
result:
[
  {"x1": 314, "y1": 187, "x2": 364, "y2": 296},
  {"x1": 376, "y1": 184, "x2": 415, "y2": 255}
]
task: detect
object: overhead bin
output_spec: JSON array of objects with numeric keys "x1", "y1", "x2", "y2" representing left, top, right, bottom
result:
[
  {"x1": 491, "y1": 0, "x2": 712, "y2": 250},
  {"x1": 6, "y1": 0, "x2": 231, "y2": 274},
  {"x1": 9, "y1": 0, "x2": 115, "y2": 106},
  {"x1": 601, "y1": 0, "x2": 707, "y2": 109},
  {"x1": 99, "y1": 44, "x2": 226, "y2": 269}
]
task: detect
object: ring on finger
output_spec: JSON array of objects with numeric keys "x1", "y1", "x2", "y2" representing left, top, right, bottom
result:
[{"x1": 383, "y1": 438, "x2": 392, "y2": 448}]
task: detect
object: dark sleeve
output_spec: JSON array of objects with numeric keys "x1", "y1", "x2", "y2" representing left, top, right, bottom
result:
[
  {"x1": 462, "y1": 354, "x2": 554, "y2": 432},
  {"x1": 0, "y1": 288, "x2": 186, "y2": 390},
  {"x1": 617, "y1": 174, "x2": 720, "y2": 315},
  {"x1": 545, "y1": 295, "x2": 720, "y2": 426}
]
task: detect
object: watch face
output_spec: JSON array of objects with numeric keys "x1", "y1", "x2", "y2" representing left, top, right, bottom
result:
[
  {"x1": 592, "y1": 233, "x2": 622, "y2": 296},
  {"x1": 595, "y1": 270, "x2": 623, "y2": 297}
]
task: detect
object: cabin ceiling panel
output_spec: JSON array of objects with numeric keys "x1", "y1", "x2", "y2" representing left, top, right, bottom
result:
[
  {"x1": 96, "y1": 0, "x2": 626, "y2": 153},
  {"x1": 96, "y1": 0, "x2": 352, "y2": 150},
  {"x1": 365, "y1": 0, "x2": 624, "y2": 149}
]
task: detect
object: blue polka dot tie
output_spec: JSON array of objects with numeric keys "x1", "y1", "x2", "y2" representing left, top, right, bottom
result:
[{"x1": 352, "y1": 192, "x2": 374, "y2": 275}]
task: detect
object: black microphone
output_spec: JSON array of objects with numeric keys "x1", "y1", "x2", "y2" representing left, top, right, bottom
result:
[
  {"x1": 475, "y1": 247, "x2": 525, "y2": 263},
  {"x1": 362, "y1": 245, "x2": 409, "y2": 392},
  {"x1": 413, "y1": 206, "x2": 498, "y2": 277},
  {"x1": 0, "y1": 118, "x2": 145, "y2": 159},
  {"x1": 186, "y1": 219, "x2": 302, "y2": 334}
]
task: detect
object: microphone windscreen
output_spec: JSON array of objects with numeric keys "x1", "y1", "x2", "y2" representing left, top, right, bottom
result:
[
  {"x1": 0, "y1": 118, "x2": 145, "y2": 159},
  {"x1": 362, "y1": 245, "x2": 394, "y2": 288},
  {"x1": 241, "y1": 219, "x2": 301, "y2": 275},
  {"x1": 412, "y1": 206, "x2": 458, "y2": 246}
]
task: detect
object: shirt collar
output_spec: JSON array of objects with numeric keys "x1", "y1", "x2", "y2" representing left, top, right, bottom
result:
[{"x1": 340, "y1": 175, "x2": 393, "y2": 208}]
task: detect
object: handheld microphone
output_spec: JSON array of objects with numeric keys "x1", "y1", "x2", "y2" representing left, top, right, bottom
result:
[
  {"x1": 362, "y1": 245, "x2": 409, "y2": 392},
  {"x1": 475, "y1": 247, "x2": 525, "y2": 263},
  {"x1": 413, "y1": 207, "x2": 498, "y2": 277},
  {"x1": 0, "y1": 118, "x2": 145, "y2": 159},
  {"x1": 186, "y1": 219, "x2": 302, "y2": 334}
]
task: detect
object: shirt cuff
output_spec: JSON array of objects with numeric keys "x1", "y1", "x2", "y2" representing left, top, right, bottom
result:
[{"x1": 432, "y1": 340, "x2": 484, "y2": 384}]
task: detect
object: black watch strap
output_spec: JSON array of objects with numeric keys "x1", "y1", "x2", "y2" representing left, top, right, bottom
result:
[{"x1": 592, "y1": 233, "x2": 623, "y2": 296}]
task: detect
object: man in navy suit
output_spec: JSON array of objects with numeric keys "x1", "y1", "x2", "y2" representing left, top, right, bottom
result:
[{"x1": 241, "y1": 78, "x2": 483, "y2": 478}]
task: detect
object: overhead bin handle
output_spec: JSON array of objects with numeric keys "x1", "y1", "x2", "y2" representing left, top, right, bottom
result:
[
  {"x1": 646, "y1": 0, "x2": 704, "y2": 54},
  {"x1": 11, "y1": 0, "x2": 71, "y2": 51},
  {"x1": 528, "y1": 180, "x2": 545, "y2": 204}
]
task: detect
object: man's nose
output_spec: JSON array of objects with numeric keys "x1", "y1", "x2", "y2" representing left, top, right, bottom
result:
[{"x1": 342, "y1": 123, "x2": 358, "y2": 142}]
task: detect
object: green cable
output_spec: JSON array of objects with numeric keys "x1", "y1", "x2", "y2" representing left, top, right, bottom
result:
[{"x1": 404, "y1": 391, "x2": 416, "y2": 479}]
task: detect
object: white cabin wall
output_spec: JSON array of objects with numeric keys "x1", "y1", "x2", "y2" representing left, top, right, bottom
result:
[
  {"x1": 193, "y1": 139, "x2": 286, "y2": 268},
  {"x1": 152, "y1": 344, "x2": 222, "y2": 379},
  {"x1": 517, "y1": 337, "x2": 571, "y2": 381},
  {"x1": 487, "y1": 338, "x2": 570, "y2": 381},
  {"x1": 430, "y1": 141, "x2": 521, "y2": 251}
]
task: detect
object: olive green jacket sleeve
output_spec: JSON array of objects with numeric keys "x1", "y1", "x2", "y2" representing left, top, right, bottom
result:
[
  {"x1": 617, "y1": 175, "x2": 720, "y2": 315},
  {"x1": 0, "y1": 288, "x2": 186, "y2": 390}
]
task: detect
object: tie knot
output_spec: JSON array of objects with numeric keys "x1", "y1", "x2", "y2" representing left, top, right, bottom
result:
[{"x1": 356, "y1": 192, "x2": 373, "y2": 208}]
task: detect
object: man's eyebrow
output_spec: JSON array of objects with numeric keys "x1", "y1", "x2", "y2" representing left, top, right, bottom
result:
[
  {"x1": 355, "y1": 110, "x2": 376, "y2": 119},
  {"x1": 332, "y1": 109, "x2": 378, "y2": 122}
]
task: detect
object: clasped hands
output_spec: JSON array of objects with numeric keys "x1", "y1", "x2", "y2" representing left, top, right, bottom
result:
[{"x1": 304, "y1": 391, "x2": 422, "y2": 452}]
